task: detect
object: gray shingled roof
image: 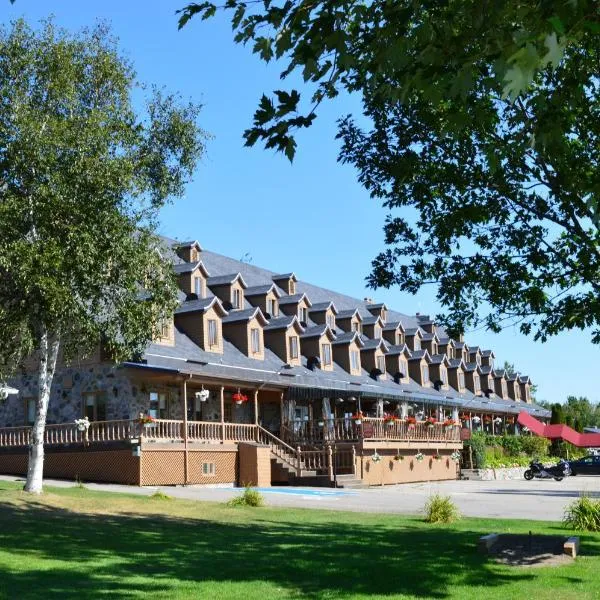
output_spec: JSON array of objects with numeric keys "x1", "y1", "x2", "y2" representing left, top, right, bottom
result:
[
  {"x1": 448, "y1": 359, "x2": 464, "y2": 369},
  {"x1": 272, "y1": 272, "x2": 297, "y2": 281},
  {"x1": 222, "y1": 307, "x2": 266, "y2": 324},
  {"x1": 175, "y1": 297, "x2": 227, "y2": 315},
  {"x1": 279, "y1": 293, "x2": 311, "y2": 306},
  {"x1": 245, "y1": 284, "x2": 281, "y2": 298},
  {"x1": 206, "y1": 273, "x2": 248, "y2": 288},
  {"x1": 337, "y1": 309, "x2": 361, "y2": 320},
  {"x1": 332, "y1": 331, "x2": 363, "y2": 346},
  {"x1": 309, "y1": 301, "x2": 338, "y2": 314},
  {"x1": 493, "y1": 369, "x2": 507, "y2": 378},
  {"x1": 300, "y1": 324, "x2": 333, "y2": 339},
  {"x1": 360, "y1": 338, "x2": 389, "y2": 351},
  {"x1": 263, "y1": 316, "x2": 303, "y2": 332},
  {"x1": 173, "y1": 260, "x2": 210, "y2": 276},
  {"x1": 479, "y1": 365, "x2": 493, "y2": 375},
  {"x1": 409, "y1": 350, "x2": 430, "y2": 361},
  {"x1": 386, "y1": 344, "x2": 411, "y2": 356}
]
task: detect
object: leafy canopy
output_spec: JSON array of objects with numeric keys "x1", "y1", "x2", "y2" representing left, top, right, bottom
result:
[
  {"x1": 179, "y1": 0, "x2": 600, "y2": 343},
  {"x1": 0, "y1": 19, "x2": 206, "y2": 372}
]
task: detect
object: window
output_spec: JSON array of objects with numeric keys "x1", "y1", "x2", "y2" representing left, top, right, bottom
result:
[
  {"x1": 476, "y1": 354, "x2": 481, "y2": 365},
  {"x1": 157, "y1": 318, "x2": 171, "y2": 340},
  {"x1": 374, "y1": 325, "x2": 382, "y2": 338},
  {"x1": 289, "y1": 280, "x2": 296, "y2": 294},
  {"x1": 194, "y1": 276, "x2": 204, "y2": 298},
  {"x1": 251, "y1": 328, "x2": 261, "y2": 353},
  {"x1": 458, "y1": 372, "x2": 465, "y2": 390},
  {"x1": 350, "y1": 350, "x2": 360, "y2": 372},
  {"x1": 202, "y1": 462, "x2": 216, "y2": 476},
  {"x1": 399, "y1": 359, "x2": 408, "y2": 377},
  {"x1": 232, "y1": 288, "x2": 242, "y2": 309},
  {"x1": 208, "y1": 319, "x2": 218, "y2": 347},
  {"x1": 322, "y1": 343, "x2": 332, "y2": 366},
  {"x1": 413, "y1": 337, "x2": 421, "y2": 350},
  {"x1": 447, "y1": 347, "x2": 454, "y2": 359},
  {"x1": 299, "y1": 306, "x2": 308, "y2": 323},
  {"x1": 377, "y1": 355, "x2": 386, "y2": 374},
  {"x1": 25, "y1": 398, "x2": 36, "y2": 425},
  {"x1": 432, "y1": 343, "x2": 438, "y2": 355},
  {"x1": 149, "y1": 391, "x2": 169, "y2": 419},
  {"x1": 83, "y1": 392, "x2": 107, "y2": 421},
  {"x1": 515, "y1": 385, "x2": 521, "y2": 400},
  {"x1": 502, "y1": 380, "x2": 507, "y2": 397},
  {"x1": 352, "y1": 321, "x2": 362, "y2": 334},
  {"x1": 474, "y1": 376, "x2": 481, "y2": 393},
  {"x1": 190, "y1": 248, "x2": 198, "y2": 262},
  {"x1": 381, "y1": 309, "x2": 387, "y2": 322},
  {"x1": 422, "y1": 364, "x2": 429, "y2": 383},
  {"x1": 441, "y1": 368, "x2": 448, "y2": 384},
  {"x1": 289, "y1": 336, "x2": 299, "y2": 359},
  {"x1": 267, "y1": 298, "x2": 278, "y2": 317},
  {"x1": 326, "y1": 313, "x2": 335, "y2": 329}
]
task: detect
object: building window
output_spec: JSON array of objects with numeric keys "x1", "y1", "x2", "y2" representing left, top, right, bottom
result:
[
  {"x1": 83, "y1": 392, "x2": 107, "y2": 421},
  {"x1": 322, "y1": 343, "x2": 332, "y2": 366},
  {"x1": 374, "y1": 325, "x2": 382, "y2": 338},
  {"x1": 289, "y1": 336, "x2": 299, "y2": 360},
  {"x1": 267, "y1": 298, "x2": 278, "y2": 317},
  {"x1": 474, "y1": 377, "x2": 481, "y2": 393},
  {"x1": 202, "y1": 462, "x2": 216, "y2": 476},
  {"x1": 515, "y1": 386, "x2": 521, "y2": 400},
  {"x1": 208, "y1": 319, "x2": 218, "y2": 347},
  {"x1": 399, "y1": 359, "x2": 408, "y2": 377},
  {"x1": 250, "y1": 328, "x2": 261, "y2": 353},
  {"x1": 422, "y1": 365, "x2": 429, "y2": 383},
  {"x1": 190, "y1": 248, "x2": 198, "y2": 262},
  {"x1": 149, "y1": 391, "x2": 169, "y2": 419},
  {"x1": 299, "y1": 306, "x2": 308, "y2": 323},
  {"x1": 458, "y1": 372, "x2": 465, "y2": 390},
  {"x1": 350, "y1": 350, "x2": 360, "y2": 372},
  {"x1": 157, "y1": 318, "x2": 171, "y2": 340},
  {"x1": 326, "y1": 313, "x2": 335, "y2": 329},
  {"x1": 476, "y1": 354, "x2": 481, "y2": 365},
  {"x1": 352, "y1": 321, "x2": 361, "y2": 334},
  {"x1": 381, "y1": 309, "x2": 387, "y2": 322},
  {"x1": 194, "y1": 276, "x2": 204, "y2": 298},
  {"x1": 377, "y1": 355, "x2": 386, "y2": 374},
  {"x1": 432, "y1": 343, "x2": 438, "y2": 355},
  {"x1": 441, "y1": 368, "x2": 447, "y2": 385},
  {"x1": 25, "y1": 398, "x2": 36, "y2": 425},
  {"x1": 289, "y1": 280, "x2": 296, "y2": 294},
  {"x1": 447, "y1": 347, "x2": 454, "y2": 359},
  {"x1": 232, "y1": 288, "x2": 242, "y2": 309},
  {"x1": 413, "y1": 338, "x2": 421, "y2": 350}
]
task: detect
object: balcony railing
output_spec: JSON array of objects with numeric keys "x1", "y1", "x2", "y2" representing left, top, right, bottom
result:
[{"x1": 282, "y1": 417, "x2": 461, "y2": 445}]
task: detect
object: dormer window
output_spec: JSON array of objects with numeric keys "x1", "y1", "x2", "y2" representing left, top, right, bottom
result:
[
  {"x1": 377, "y1": 355, "x2": 386, "y2": 374},
  {"x1": 322, "y1": 343, "x2": 332, "y2": 366},
  {"x1": 414, "y1": 338, "x2": 421, "y2": 350},
  {"x1": 441, "y1": 367, "x2": 447, "y2": 385},
  {"x1": 381, "y1": 309, "x2": 387, "y2": 322},
  {"x1": 299, "y1": 306, "x2": 308, "y2": 323},
  {"x1": 289, "y1": 336, "x2": 299, "y2": 359},
  {"x1": 289, "y1": 280, "x2": 296, "y2": 294},
  {"x1": 422, "y1": 364, "x2": 429, "y2": 383},
  {"x1": 432, "y1": 342, "x2": 438, "y2": 355},
  {"x1": 190, "y1": 248, "x2": 199, "y2": 262},
  {"x1": 352, "y1": 321, "x2": 362, "y2": 334},
  {"x1": 476, "y1": 355, "x2": 481, "y2": 365},
  {"x1": 447, "y1": 347, "x2": 454, "y2": 359},
  {"x1": 267, "y1": 298, "x2": 278, "y2": 317},
  {"x1": 326, "y1": 314, "x2": 335, "y2": 329},
  {"x1": 399, "y1": 358, "x2": 408, "y2": 377},
  {"x1": 350, "y1": 350, "x2": 360, "y2": 372},
  {"x1": 232, "y1": 288, "x2": 243, "y2": 309},
  {"x1": 474, "y1": 376, "x2": 481, "y2": 393},
  {"x1": 250, "y1": 328, "x2": 261, "y2": 354},
  {"x1": 458, "y1": 372, "x2": 465, "y2": 390},
  {"x1": 374, "y1": 325, "x2": 382, "y2": 338},
  {"x1": 194, "y1": 276, "x2": 204, "y2": 298},
  {"x1": 208, "y1": 319, "x2": 218, "y2": 347}
]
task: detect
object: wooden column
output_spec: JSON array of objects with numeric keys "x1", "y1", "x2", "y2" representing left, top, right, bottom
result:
[
  {"x1": 254, "y1": 389, "x2": 259, "y2": 425},
  {"x1": 279, "y1": 392, "x2": 284, "y2": 432},
  {"x1": 220, "y1": 386, "x2": 225, "y2": 443},
  {"x1": 182, "y1": 377, "x2": 189, "y2": 485},
  {"x1": 491, "y1": 416, "x2": 495, "y2": 436}
]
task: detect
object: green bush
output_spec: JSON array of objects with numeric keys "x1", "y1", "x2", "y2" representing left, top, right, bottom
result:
[
  {"x1": 424, "y1": 494, "x2": 460, "y2": 524},
  {"x1": 150, "y1": 490, "x2": 173, "y2": 501},
  {"x1": 564, "y1": 496, "x2": 600, "y2": 532},
  {"x1": 499, "y1": 435, "x2": 522, "y2": 457},
  {"x1": 227, "y1": 486, "x2": 264, "y2": 508},
  {"x1": 463, "y1": 433, "x2": 486, "y2": 468},
  {"x1": 519, "y1": 436, "x2": 550, "y2": 458},
  {"x1": 483, "y1": 455, "x2": 532, "y2": 469}
]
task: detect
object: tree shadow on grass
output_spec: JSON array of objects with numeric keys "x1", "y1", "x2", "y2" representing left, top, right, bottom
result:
[{"x1": 0, "y1": 500, "x2": 549, "y2": 599}]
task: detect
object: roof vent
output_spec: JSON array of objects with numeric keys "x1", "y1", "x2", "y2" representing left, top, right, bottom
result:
[
  {"x1": 186, "y1": 293, "x2": 199, "y2": 301},
  {"x1": 433, "y1": 380, "x2": 444, "y2": 391},
  {"x1": 370, "y1": 368, "x2": 383, "y2": 380},
  {"x1": 393, "y1": 372, "x2": 404, "y2": 384},
  {"x1": 307, "y1": 356, "x2": 321, "y2": 371}
]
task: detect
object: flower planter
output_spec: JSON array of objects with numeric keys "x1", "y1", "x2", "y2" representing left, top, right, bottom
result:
[{"x1": 354, "y1": 419, "x2": 362, "y2": 426}]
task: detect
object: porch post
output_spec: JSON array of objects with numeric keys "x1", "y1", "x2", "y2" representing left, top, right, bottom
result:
[
  {"x1": 254, "y1": 389, "x2": 259, "y2": 426},
  {"x1": 220, "y1": 386, "x2": 225, "y2": 443},
  {"x1": 468, "y1": 411, "x2": 472, "y2": 430},
  {"x1": 491, "y1": 416, "x2": 495, "y2": 436},
  {"x1": 182, "y1": 377, "x2": 189, "y2": 485},
  {"x1": 280, "y1": 392, "x2": 284, "y2": 432}
]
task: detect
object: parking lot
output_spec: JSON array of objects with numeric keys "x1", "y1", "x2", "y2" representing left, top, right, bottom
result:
[{"x1": 3, "y1": 474, "x2": 600, "y2": 521}]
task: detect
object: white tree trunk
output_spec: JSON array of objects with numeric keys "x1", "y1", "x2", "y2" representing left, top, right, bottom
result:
[{"x1": 24, "y1": 326, "x2": 60, "y2": 494}]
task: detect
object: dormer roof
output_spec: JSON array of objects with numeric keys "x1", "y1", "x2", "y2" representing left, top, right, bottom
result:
[
  {"x1": 481, "y1": 349, "x2": 495, "y2": 357},
  {"x1": 300, "y1": 324, "x2": 335, "y2": 340},
  {"x1": 360, "y1": 338, "x2": 389, "y2": 352},
  {"x1": 448, "y1": 358, "x2": 465, "y2": 369},
  {"x1": 244, "y1": 284, "x2": 282, "y2": 298},
  {"x1": 175, "y1": 296, "x2": 228, "y2": 317},
  {"x1": 386, "y1": 344, "x2": 412, "y2": 357},
  {"x1": 429, "y1": 354, "x2": 450, "y2": 365},
  {"x1": 405, "y1": 327, "x2": 424, "y2": 338},
  {"x1": 272, "y1": 273, "x2": 297, "y2": 283},
  {"x1": 176, "y1": 240, "x2": 202, "y2": 252},
  {"x1": 383, "y1": 320, "x2": 405, "y2": 332},
  {"x1": 463, "y1": 362, "x2": 481, "y2": 373},
  {"x1": 337, "y1": 309, "x2": 362, "y2": 321},
  {"x1": 278, "y1": 292, "x2": 312, "y2": 307},
  {"x1": 206, "y1": 273, "x2": 248, "y2": 289},
  {"x1": 519, "y1": 375, "x2": 531, "y2": 384},
  {"x1": 309, "y1": 301, "x2": 338, "y2": 315},
  {"x1": 454, "y1": 341, "x2": 466, "y2": 350},
  {"x1": 408, "y1": 349, "x2": 431, "y2": 362},
  {"x1": 222, "y1": 307, "x2": 268, "y2": 325},
  {"x1": 421, "y1": 332, "x2": 439, "y2": 342},
  {"x1": 493, "y1": 369, "x2": 507, "y2": 378},
  {"x1": 479, "y1": 365, "x2": 493, "y2": 375},
  {"x1": 332, "y1": 331, "x2": 364, "y2": 347},
  {"x1": 263, "y1": 315, "x2": 304, "y2": 333},
  {"x1": 507, "y1": 372, "x2": 519, "y2": 381},
  {"x1": 173, "y1": 260, "x2": 210, "y2": 277}
]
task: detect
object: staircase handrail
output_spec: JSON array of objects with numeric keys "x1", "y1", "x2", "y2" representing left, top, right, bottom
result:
[{"x1": 256, "y1": 425, "x2": 302, "y2": 473}]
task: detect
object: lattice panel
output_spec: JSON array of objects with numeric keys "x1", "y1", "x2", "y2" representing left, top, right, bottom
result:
[
  {"x1": 140, "y1": 450, "x2": 238, "y2": 486},
  {"x1": 0, "y1": 449, "x2": 139, "y2": 484}
]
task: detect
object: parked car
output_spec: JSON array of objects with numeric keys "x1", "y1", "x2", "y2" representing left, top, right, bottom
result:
[{"x1": 569, "y1": 455, "x2": 600, "y2": 475}]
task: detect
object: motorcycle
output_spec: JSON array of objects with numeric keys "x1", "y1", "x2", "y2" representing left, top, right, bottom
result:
[{"x1": 524, "y1": 459, "x2": 571, "y2": 481}]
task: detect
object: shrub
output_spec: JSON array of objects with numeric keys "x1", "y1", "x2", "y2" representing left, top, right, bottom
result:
[
  {"x1": 464, "y1": 433, "x2": 486, "y2": 468},
  {"x1": 519, "y1": 436, "x2": 550, "y2": 458},
  {"x1": 499, "y1": 435, "x2": 522, "y2": 457},
  {"x1": 150, "y1": 490, "x2": 173, "y2": 501},
  {"x1": 227, "y1": 486, "x2": 264, "y2": 508},
  {"x1": 564, "y1": 496, "x2": 600, "y2": 532},
  {"x1": 423, "y1": 494, "x2": 460, "y2": 524}
]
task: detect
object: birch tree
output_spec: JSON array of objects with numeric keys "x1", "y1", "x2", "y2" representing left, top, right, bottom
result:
[{"x1": 0, "y1": 19, "x2": 206, "y2": 493}]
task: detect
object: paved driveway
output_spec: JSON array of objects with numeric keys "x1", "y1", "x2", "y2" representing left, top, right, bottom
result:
[{"x1": 2, "y1": 475, "x2": 599, "y2": 521}]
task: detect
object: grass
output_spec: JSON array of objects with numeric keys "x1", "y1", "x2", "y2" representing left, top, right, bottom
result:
[
  {"x1": 0, "y1": 481, "x2": 599, "y2": 599},
  {"x1": 564, "y1": 495, "x2": 600, "y2": 532}
]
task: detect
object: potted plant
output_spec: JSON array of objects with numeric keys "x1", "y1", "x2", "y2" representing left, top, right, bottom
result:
[
  {"x1": 450, "y1": 450, "x2": 461, "y2": 462},
  {"x1": 433, "y1": 453, "x2": 442, "y2": 461},
  {"x1": 415, "y1": 451, "x2": 424, "y2": 462},
  {"x1": 140, "y1": 414, "x2": 156, "y2": 427},
  {"x1": 232, "y1": 391, "x2": 248, "y2": 405},
  {"x1": 406, "y1": 416, "x2": 416, "y2": 428},
  {"x1": 425, "y1": 417, "x2": 436, "y2": 428},
  {"x1": 371, "y1": 451, "x2": 382, "y2": 463},
  {"x1": 383, "y1": 414, "x2": 397, "y2": 427},
  {"x1": 352, "y1": 411, "x2": 364, "y2": 425},
  {"x1": 442, "y1": 419, "x2": 456, "y2": 429},
  {"x1": 74, "y1": 417, "x2": 90, "y2": 432},
  {"x1": 393, "y1": 454, "x2": 404, "y2": 461}
]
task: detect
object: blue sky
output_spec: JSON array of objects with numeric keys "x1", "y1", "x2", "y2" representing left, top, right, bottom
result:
[{"x1": 6, "y1": 1, "x2": 598, "y2": 406}]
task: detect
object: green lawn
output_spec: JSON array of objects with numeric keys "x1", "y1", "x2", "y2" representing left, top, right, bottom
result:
[{"x1": 0, "y1": 481, "x2": 598, "y2": 600}]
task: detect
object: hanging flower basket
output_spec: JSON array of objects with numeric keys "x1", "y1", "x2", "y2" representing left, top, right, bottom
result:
[
  {"x1": 371, "y1": 451, "x2": 382, "y2": 463},
  {"x1": 433, "y1": 453, "x2": 442, "y2": 461},
  {"x1": 425, "y1": 417, "x2": 436, "y2": 428},
  {"x1": 384, "y1": 414, "x2": 398, "y2": 426},
  {"x1": 197, "y1": 389, "x2": 210, "y2": 402},
  {"x1": 415, "y1": 451, "x2": 424, "y2": 462},
  {"x1": 232, "y1": 392, "x2": 249, "y2": 405},
  {"x1": 140, "y1": 414, "x2": 156, "y2": 427},
  {"x1": 493, "y1": 417, "x2": 503, "y2": 425},
  {"x1": 442, "y1": 419, "x2": 457, "y2": 429},
  {"x1": 352, "y1": 412, "x2": 364, "y2": 425},
  {"x1": 471, "y1": 416, "x2": 481, "y2": 424},
  {"x1": 74, "y1": 417, "x2": 90, "y2": 432},
  {"x1": 393, "y1": 454, "x2": 404, "y2": 461},
  {"x1": 450, "y1": 451, "x2": 461, "y2": 462},
  {"x1": 406, "y1": 416, "x2": 416, "y2": 428}
]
